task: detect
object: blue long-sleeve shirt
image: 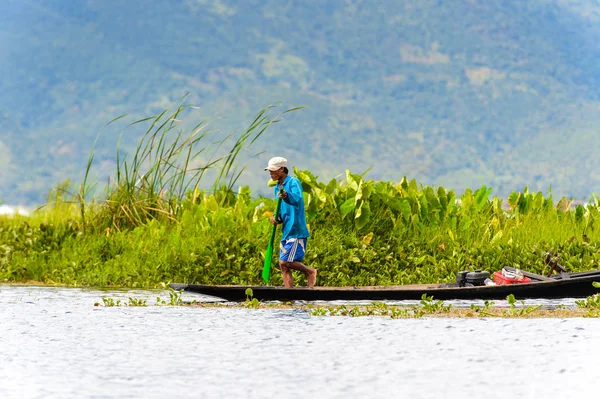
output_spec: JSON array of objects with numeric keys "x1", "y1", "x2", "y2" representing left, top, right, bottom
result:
[{"x1": 274, "y1": 176, "x2": 310, "y2": 241}]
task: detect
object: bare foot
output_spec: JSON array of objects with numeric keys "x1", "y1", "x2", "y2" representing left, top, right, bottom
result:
[{"x1": 307, "y1": 268, "x2": 317, "y2": 288}]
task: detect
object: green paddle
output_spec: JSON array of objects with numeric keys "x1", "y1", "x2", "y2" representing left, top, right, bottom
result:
[{"x1": 262, "y1": 188, "x2": 284, "y2": 283}]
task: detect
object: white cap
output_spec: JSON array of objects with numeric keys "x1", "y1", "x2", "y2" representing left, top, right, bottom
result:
[{"x1": 264, "y1": 156, "x2": 287, "y2": 171}]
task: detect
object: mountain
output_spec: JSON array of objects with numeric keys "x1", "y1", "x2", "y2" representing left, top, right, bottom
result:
[{"x1": 1, "y1": 0, "x2": 600, "y2": 205}]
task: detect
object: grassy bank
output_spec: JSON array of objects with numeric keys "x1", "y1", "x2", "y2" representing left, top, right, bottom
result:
[
  {"x1": 2, "y1": 103, "x2": 600, "y2": 290},
  {"x1": 3, "y1": 188, "x2": 600, "y2": 289}
]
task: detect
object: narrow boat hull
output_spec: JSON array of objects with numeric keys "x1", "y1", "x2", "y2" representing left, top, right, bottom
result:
[{"x1": 170, "y1": 273, "x2": 600, "y2": 302}]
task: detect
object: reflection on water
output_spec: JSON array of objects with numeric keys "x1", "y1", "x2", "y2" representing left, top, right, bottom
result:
[{"x1": 1, "y1": 286, "x2": 599, "y2": 399}]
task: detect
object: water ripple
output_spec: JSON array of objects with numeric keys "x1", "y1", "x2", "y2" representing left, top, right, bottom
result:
[{"x1": 1, "y1": 285, "x2": 599, "y2": 399}]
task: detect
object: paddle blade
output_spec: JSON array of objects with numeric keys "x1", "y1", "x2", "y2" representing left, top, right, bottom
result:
[
  {"x1": 262, "y1": 196, "x2": 282, "y2": 284},
  {"x1": 262, "y1": 243, "x2": 273, "y2": 282}
]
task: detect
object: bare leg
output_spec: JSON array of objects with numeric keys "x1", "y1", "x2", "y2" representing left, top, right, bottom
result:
[
  {"x1": 307, "y1": 268, "x2": 318, "y2": 288},
  {"x1": 281, "y1": 261, "x2": 317, "y2": 288},
  {"x1": 279, "y1": 261, "x2": 294, "y2": 288}
]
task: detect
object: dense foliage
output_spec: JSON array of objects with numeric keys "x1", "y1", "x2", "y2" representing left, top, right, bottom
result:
[{"x1": 2, "y1": 174, "x2": 600, "y2": 288}]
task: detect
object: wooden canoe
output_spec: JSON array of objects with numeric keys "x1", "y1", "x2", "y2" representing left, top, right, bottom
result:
[{"x1": 169, "y1": 269, "x2": 600, "y2": 302}]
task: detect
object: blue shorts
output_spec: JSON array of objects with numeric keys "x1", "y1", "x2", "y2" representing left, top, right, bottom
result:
[{"x1": 279, "y1": 238, "x2": 307, "y2": 262}]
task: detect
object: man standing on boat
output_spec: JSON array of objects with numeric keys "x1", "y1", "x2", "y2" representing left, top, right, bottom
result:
[{"x1": 265, "y1": 156, "x2": 317, "y2": 288}]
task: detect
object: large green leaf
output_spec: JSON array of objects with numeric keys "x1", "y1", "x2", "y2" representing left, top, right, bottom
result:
[
  {"x1": 438, "y1": 187, "x2": 448, "y2": 215},
  {"x1": 408, "y1": 178, "x2": 419, "y2": 194},
  {"x1": 399, "y1": 198, "x2": 412, "y2": 220},
  {"x1": 355, "y1": 201, "x2": 371, "y2": 230},
  {"x1": 294, "y1": 168, "x2": 320, "y2": 193},
  {"x1": 419, "y1": 195, "x2": 429, "y2": 221},
  {"x1": 399, "y1": 176, "x2": 409, "y2": 192},
  {"x1": 575, "y1": 204, "x2": 585, "y2": 222},
  {"x1": 425, "y1": 186, "x2": 441, "y2": 211},
  {"x1": 339, "y1": 197, "x2": 356, "y2": 219},
  {"x1": 346, "y1": 170, "x2": 361, "y2": 191},
  {"x1": 410, "y1": 213, "x2": 422, "y2": 231},
  {"x1": 556, "y1": 196, "x2": 572, "y2": 213},
  {"x1": 462, "y1": 188, "x2": 474, "y2": 211},
  {"x1": 508, "y1": 191, "x2": 520, "y2": 209},
  {"x1": 532, "y1": 192, "x2": 544, "y2": 211},
  {"x1": 518, "y1": 193, "x2": 530, "y2": 213},
  {"x1": 325, "y1": 178, "x2": 339, "y2": 195},
  {"x1": 387, "y1": 197, "x2": 405, "y2": 215},
  {"x1": 474, "y1": 185, "x2": 491, "y2": 210},
  {"x1": 355, "y1": 180, "x2": 364, "y2": 201},
  {"x1": 446, "y1": 191, "x2": 456, "y2": 215},
  {"x1": 312, "y1": 186, "x2": 327, "y2": 204}
]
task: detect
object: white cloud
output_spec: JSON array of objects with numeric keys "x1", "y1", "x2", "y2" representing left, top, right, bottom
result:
[{"x1": 0, "y1": 205, "x2": 30, "y2": 216}]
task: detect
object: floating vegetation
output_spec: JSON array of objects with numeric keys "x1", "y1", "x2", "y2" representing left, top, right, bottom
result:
[
  {"x1": 504, "y1": 294, "x2": 542, "y2": 317},
  {"x1": 243, "y1": 287, "x2": 260, "y2": 308},
  {"x1": 91, "y1": 291, "x2": 600, "y2": 318},
  {"x1": 574, "y1": 283, "x2": 600, "y2": 316},
  {"x1": 96, "y1": 296, "x2": 147, "y2": 307},
  {"x1": 97, "y1": 287, "x2": 184, "y2": 307},
  {"x1": 306, "y1": 294, "x2": 550, "y2": 319}
]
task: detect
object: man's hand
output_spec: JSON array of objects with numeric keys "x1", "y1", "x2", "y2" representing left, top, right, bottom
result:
[
  {"x1": 278, "y1": 189, "x2": 287, "y2": 199},
  {"x1": 269, "y1": 216, "x2": 280, "y2": 226}
]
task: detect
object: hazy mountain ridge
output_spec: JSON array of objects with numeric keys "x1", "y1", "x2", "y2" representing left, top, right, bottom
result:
[{"x1": 1, "y1": 0, "x2": 600, "y2": 205}]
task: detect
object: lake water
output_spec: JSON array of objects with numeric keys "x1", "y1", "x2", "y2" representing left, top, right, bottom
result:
[{"x1": 1, "y1": 285, "x2": 599, "y2": 399}]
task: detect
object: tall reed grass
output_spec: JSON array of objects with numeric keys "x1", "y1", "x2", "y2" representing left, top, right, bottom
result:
[{"x1": 68, "y1": 101, "x2": 302, "y2": 232}]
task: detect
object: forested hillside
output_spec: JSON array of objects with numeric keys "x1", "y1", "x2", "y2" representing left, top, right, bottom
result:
[{"x1": 1, "y1": 0, "x2": 600, "y2": 205}]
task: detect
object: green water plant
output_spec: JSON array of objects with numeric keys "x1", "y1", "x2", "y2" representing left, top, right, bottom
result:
[
  {"x1": 126, "y1": 297, "x2": 147, "y2": 306},
  {"x1": 504, "y1": 294, "x2": 542, "y2": 317},
  {"x1": 308, "y1": 298, "x2": 453, "y2": 318},
  {"x1": 470, "y1": 300, "x2": 495, "y2": 317},
  {"x1": 419, "y1": 293, "x2": 451, "y2": 313},
  {"x1": 243, "y1": 287, "x2": 260, "y2": 308},
  {"x1": 574, "y1": 283, "x2": 600, "y2": 309},
  {"x1": 575, "y1": 295, "x2": 600, "y2": 309},
  {"x1": 100, "y1": 297, "x2": 121, "y2": 307},
  {"x1": 168, "y1": 288, "x2": 184, "y2": 306},
  {"x1": 155, "y1": 287, "x2": 185, "y2": 306},
  {"x1": 318, "y1": 303, "x2": 423, "y2": 318},
  {"x1": 97, "y1": 296, "x2": 146, "y2": 306}
]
